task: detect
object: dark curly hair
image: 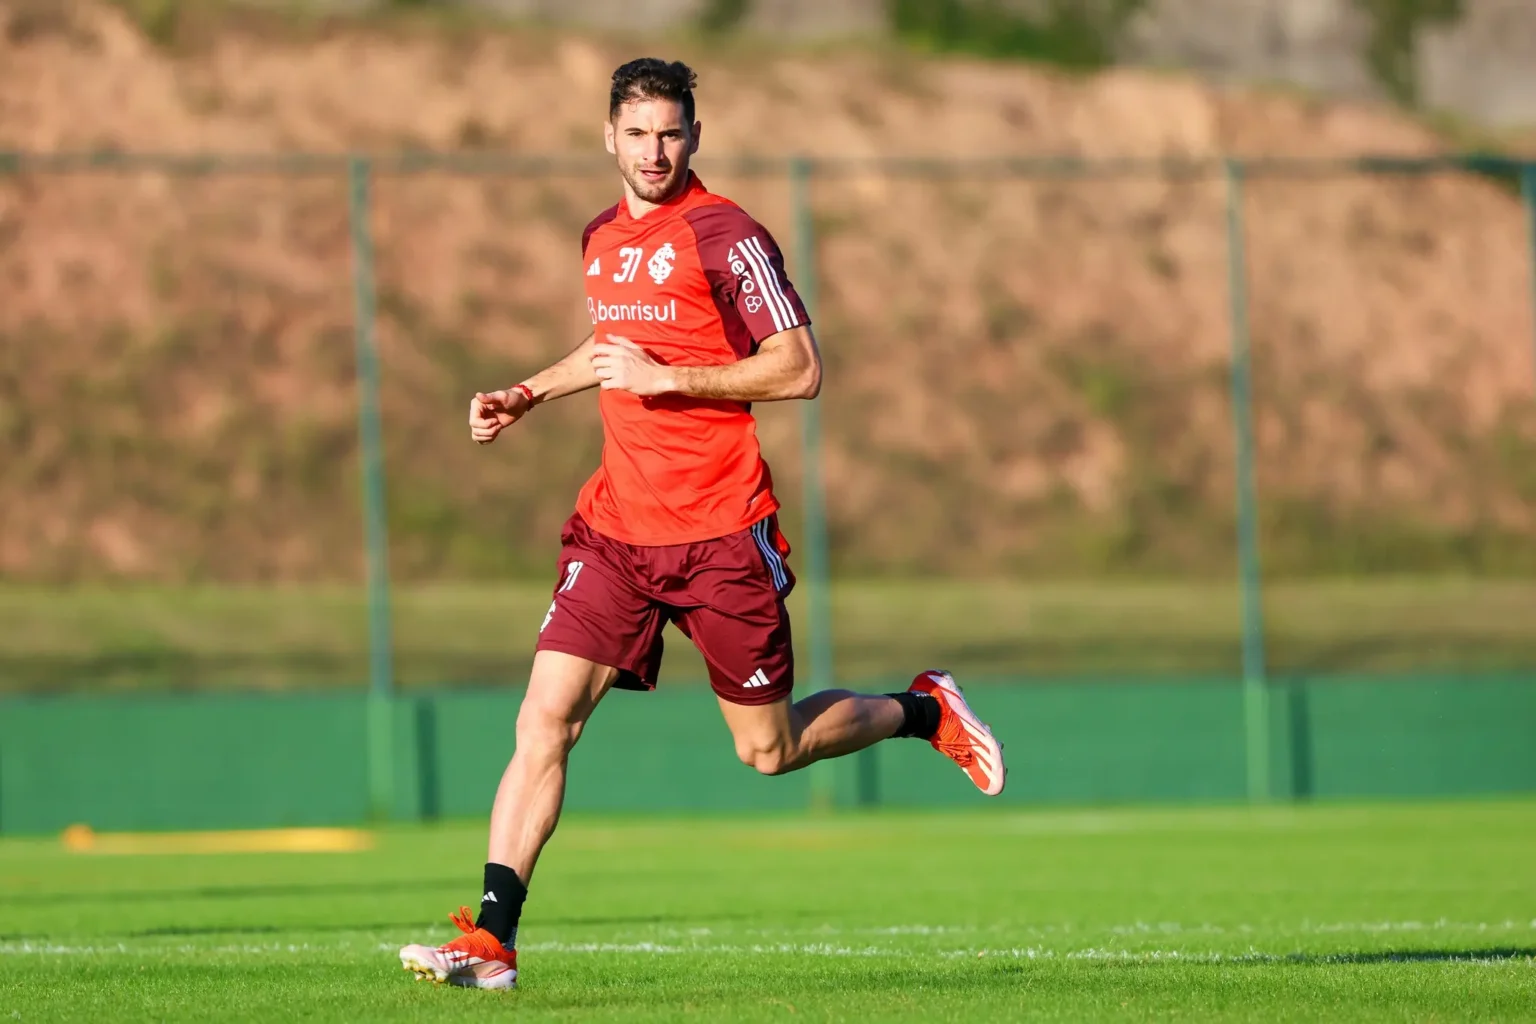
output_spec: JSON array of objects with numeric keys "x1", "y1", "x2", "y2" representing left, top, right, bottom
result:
[{"x1": 609, "y1": 58, "x2": 698, "y2": 125}]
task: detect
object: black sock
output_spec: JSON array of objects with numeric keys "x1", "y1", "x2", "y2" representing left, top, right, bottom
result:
[
  {"x1": 887, "y1": 691, "x2": 941, "y2": 740},
  {"x1": 475, "y1": 862, "x2": 528, "y2": 949}
]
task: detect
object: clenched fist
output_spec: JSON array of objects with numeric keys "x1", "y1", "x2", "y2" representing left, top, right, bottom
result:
[
  {"x1": 469, "y1": 388, "x2": 531, "y2": 445},
  {"x1": 592, "y1": 336, "x2": 674, "y2": 397}
]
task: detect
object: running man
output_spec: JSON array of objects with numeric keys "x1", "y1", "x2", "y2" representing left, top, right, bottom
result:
[{"x1": 399, "y1": 58, "x2": 1005, "y2": 991}]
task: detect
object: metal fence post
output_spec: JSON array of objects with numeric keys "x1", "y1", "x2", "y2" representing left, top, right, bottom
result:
[
  {"x1": 1524, "y1": 163, "x2": 1536, "y2": 383},
  {"x1": 1223, "y1": 159, "x2": 1271, "y2": 803},
  {"x1": 349, "y1": 156, "x2": 396, "y2": 820},
  {"x1": 789, "y1": 157, "x2": 845, "y2": 811}
]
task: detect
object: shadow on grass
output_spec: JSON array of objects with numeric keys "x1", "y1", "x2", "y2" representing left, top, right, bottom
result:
[
  {"x1": 1282, "y1": 947, "x2": 1536, "y2": 965},
  {"x1": 6, "y1": 635, "x2": 1536, "y2": 691},
  {"x1": 1026, "y1": 948, "x2": 1536, "y2": 967},
  {"x1": 2, "y1": 881, "x2": 756, "y2": 932},
  {"x1": 122, "y1": 912, "x2": 741, "y2": 939},
  {"x1": 0, "y1": 652, "x2": 527, "y2": 692},
  {"x1": 0, "y1": 879, "x2": 464, "y2": 907},
  {"x1": 5, "y1": 910, "x2": 754, "y2": 944}
]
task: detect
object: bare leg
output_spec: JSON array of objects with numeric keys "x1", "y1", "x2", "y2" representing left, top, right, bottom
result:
[
  {"x1": 487, "y1": 650, "x2": 619, "y2": 883},
  {"x1": 717, "y1": 690, "x2": 903, "y2": 776}
]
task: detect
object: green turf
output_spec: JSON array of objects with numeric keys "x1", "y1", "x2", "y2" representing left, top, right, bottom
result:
[
  {"x1": 3, "y1": 577, "x2": 1536, "y2": 692},
  {"x1": 2, "y1": 801, "x2": 1533, "y2": 1020}
]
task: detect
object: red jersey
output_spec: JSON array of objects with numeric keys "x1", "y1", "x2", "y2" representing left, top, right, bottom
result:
[{"x1": 575, "y1": 173, "x2": 810, "y2": 546}]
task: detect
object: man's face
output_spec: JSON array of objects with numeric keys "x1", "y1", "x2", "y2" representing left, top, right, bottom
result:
[{"x1": 605, "y1": 97, "x2": 700, "y2": 205}]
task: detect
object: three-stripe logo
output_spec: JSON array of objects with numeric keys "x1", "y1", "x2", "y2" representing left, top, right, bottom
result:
[
  {"x1": 540, "y1": 560, "x2": 585, "y2": 634},
  {"x1": 727, "y1": 237, "x2": 802, "y2": 333},
  {"x1": 751, "y1": 520, "x2": 788, "y2": 592},
  {"x1": 743, "y1": 668, "x2": 772, "y2": 689}
]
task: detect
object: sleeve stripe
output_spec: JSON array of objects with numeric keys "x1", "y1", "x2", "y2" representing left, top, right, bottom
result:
[
  {"x1": 744, "y1": 235, "x2": 799, "y2": 330},
  {"x1": 741, "y1": 235, "x2": 799, "y2": 333},
  {"x1": 736, "y1": 236, "x2": 786, "y2": 333}
]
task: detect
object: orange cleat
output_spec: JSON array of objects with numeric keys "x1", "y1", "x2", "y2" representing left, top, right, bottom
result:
[
  {"x1": 399, "y1": 905, "x2": 518, "y2": 990},
  {"x1": 908, "y1": 670, "x2": 1006, "y2": 796}
]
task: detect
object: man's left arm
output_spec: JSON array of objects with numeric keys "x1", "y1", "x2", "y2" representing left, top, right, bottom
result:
[{"x1": 592, "y1": 327, "x2": 821, "y2": 402}]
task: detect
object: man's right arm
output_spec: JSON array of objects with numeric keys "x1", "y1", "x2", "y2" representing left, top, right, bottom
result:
[
  {"x1": 470, "y1": 332, "x2": 597, "y2": 445},
  {"x1": 520, "y1": 332, "x2": 599, "y2": 404}
]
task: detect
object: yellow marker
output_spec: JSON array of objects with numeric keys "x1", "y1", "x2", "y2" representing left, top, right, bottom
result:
[{"x1": 60, "y1": 824, "x2": 374, "y2": 855}]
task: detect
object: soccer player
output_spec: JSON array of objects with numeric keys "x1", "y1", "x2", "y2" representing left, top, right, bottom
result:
[{"x1": 398, "y1": 58, "x2": 1005, "y2": 991}]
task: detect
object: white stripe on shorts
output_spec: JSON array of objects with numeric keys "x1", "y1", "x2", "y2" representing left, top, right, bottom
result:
[{"x1": 752, "y1": 519, "x2": 788, "y2": 592}]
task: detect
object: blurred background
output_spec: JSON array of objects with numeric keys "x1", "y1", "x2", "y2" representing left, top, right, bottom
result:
[{"x1": 1, "y1": 0, "x2": 1534, "y2": 833}]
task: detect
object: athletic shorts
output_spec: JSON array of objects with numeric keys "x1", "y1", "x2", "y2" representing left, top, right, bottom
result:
[{"x1": 534, "y1": 512, "x2": 796, "y2": 706}]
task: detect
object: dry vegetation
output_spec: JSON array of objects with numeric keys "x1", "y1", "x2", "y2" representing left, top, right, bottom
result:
[{"x1": 2, "y1": 0, "x2": 1534, "y2": 582}]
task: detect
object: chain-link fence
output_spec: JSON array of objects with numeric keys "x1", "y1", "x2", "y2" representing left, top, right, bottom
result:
[{"x1": 3, "y1": 153, "x2": 1534, "y2": 735}]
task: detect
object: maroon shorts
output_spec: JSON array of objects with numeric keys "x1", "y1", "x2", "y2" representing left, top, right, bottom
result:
[{"x1": 534, "y1": 512, "x2": 796, "y2": 706}]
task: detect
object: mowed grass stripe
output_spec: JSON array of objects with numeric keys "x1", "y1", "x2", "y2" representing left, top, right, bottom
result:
[
  {"x1": 0, "y1": 802, "x2": 1533, "y2": 1021},
  {"x1": 4, "y1": 578, "x2": 1536, "y2": 691}
]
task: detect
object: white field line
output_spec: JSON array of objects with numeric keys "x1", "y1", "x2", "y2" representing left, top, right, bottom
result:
[
  {"x1": 813, "y1": 920, "x2": 1536, "y2": 938},
  {"x1": 3, "y1": 922, "x2": 1534, "y2": 968},
  {"x1": 693, "y1": 921, "x2": 1536, "y2": 940},
  {"x1": 705, "y1": 920, "x2": 1536, "y2": 940},
  {"x1": 509, "y1": 941, "x2": 1535, "y2": 964},
  {"x1": 4, "y1": 920, "x2": 1531, "y2": 958},
  {"x1": 4, "y1": 918, "x2": 1530, "y2": 956},
  {"x1": 1103, "y1": 919, "x2": 1536, "y2": 937},
  {"x1": 524, "y1": 941, "x2": 904, "y2": 957}
]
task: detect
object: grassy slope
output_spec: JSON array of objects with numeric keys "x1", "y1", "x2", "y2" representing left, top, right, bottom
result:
[
  {"x1": 7, "y1": 6, "x2": 1536, "y2": 590},
  {"x1": 3, "y1": 578, "x2": 1535, "y2": 692},
  {"x1": 2, "y1": 801, "x2": 1534, "y2": 1021}
]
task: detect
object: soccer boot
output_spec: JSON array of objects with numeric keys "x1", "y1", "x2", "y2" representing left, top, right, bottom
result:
[
  {"x1": 399, "y1": 905, "x2": 518, "y2": 990},
  {"x1": 908, "y1": 670, "x2": 1006, "y2": 796}
]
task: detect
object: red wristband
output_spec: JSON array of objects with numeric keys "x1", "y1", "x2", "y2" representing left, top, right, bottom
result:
[{"x1": 512, "y1": 383, "x2": 535, "y2": 406}]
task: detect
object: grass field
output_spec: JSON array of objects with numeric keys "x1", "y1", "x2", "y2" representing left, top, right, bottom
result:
[
  {"x1": 2, "y1": 801, "x2": 1534, "y2": 1021},
  {"x1": 3, "y1": 577, "x2": 1536, "y2": 692}
]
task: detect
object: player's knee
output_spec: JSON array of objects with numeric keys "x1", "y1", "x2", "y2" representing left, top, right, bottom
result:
[
  {"x1": 736, "y1": 740, "x2": 794, "y2": 777},
  {"x1": 515, "y1": 703, "x2": 584, "y2": 760}
]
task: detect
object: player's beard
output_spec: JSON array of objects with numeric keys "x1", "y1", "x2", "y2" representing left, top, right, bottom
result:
[{"x1": 620, "y1": 158, "x2": 689, "y2": 204}]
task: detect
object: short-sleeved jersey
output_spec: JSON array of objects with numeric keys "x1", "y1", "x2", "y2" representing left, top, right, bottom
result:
[{"x1": 574, "y1": 173, "x2": 810, "y2": 546}]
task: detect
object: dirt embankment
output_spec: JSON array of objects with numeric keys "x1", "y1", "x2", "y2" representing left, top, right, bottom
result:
[{"x1": 2, "y1": 1, "x2": 1533, "y2": 580}]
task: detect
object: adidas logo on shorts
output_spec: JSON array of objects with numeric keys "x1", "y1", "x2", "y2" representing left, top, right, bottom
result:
[{"x1": 743, "y1": 669, "x2": 772, "y2": 689}]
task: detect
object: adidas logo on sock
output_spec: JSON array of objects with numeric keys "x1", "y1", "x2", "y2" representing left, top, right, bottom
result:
[{"x1": 482, "y1": 891, "x2": 498, "y2": 903}]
